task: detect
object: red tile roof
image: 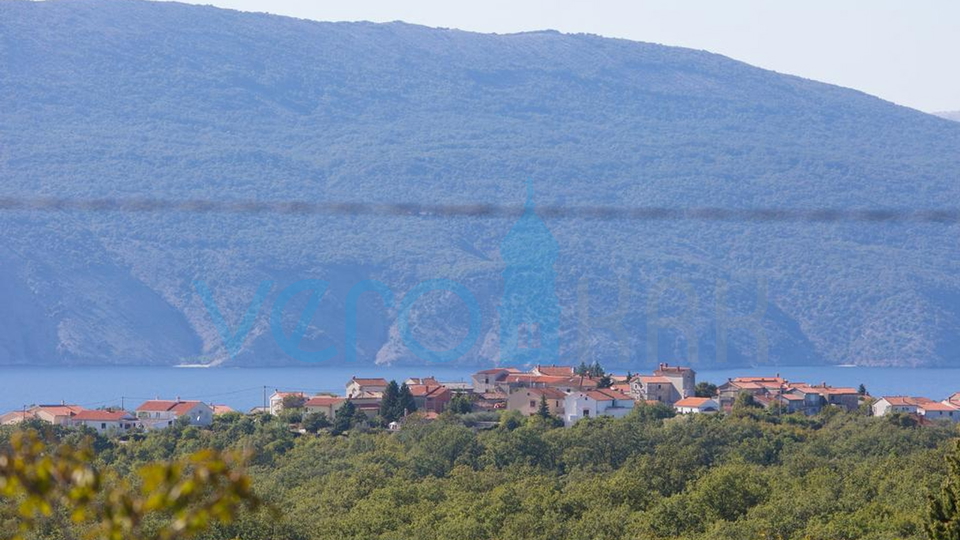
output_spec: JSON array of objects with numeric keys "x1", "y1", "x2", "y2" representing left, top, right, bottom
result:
[
  {"x1": 406, "y1": 377, "x2": 440, "y2": 385},
  {"x1": 879, "y1": 396, "x2": 933, "y2": 407},
  {"x1": 523, "y1": 387, "x2": 567, "y2": 400},
  {"x1": 0, "y1": 411, "x2": 34, "y2": 423},
  {"x1": 534, "y1": 365, "x2": 575, "y2": 376},
  {"x1": 350, "y1": 377, "x2": 389, "y2": 386},
  {"x1": 655, "y1": 363, "x2": 694, "y2": 374},
  {"x1": 731, "y1": 377, "x2": 786, "y2": 388},
  {"x1": 33, "y1": 405, "x2": 85, "y2": 417},
  {"x1": 583, "y1": 389, "x2": 632, "y2": 402},
  {"x1": 73, "y1": 410, "x2": 134, "y2": 422},
  {"x1": 919, "y1": 401, "x2": 959, "y2": 412},
  {"x1": 638, "y1": 376, "x2": 672, "y2": 384},
  {"x1": 504, "y1": 374, "x2": 598, "y2": 388},
  {"x1": 674, "y1": 397, "x2": 715, "y2": 407},
  {"x1": 212, "y1": 405, "x2": 236, "y2": 415},
  {"x1": 304, "y1": 396, "x2": 345, "y2": 407},
  {"x1": 407, "y1": 384, "x2": 451, "y2": 398},
  {"x1": 135, "y1": 400, "x2": 204, "y2": 414}
]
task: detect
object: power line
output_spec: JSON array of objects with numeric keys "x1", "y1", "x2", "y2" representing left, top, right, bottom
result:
[{"x1": 1, "y1": 196, "x2": 960, "y2": 223}]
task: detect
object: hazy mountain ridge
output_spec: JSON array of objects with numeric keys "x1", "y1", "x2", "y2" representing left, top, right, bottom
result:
[
  {"x1": 935, "y1": 111, "x2": 960, "y2": 122},
  {"x1": 2, "y1": 0, "x2": 960, "y2": 368}
]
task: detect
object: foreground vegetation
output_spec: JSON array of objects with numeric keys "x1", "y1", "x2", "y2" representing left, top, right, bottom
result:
[{"x1": 2, "y1": 405, "x2": 959, "y2": 540}]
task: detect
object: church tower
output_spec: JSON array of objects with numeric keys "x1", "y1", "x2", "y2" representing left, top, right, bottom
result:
[{"x1": 498, "y1": 180, "x2": 560, "y2": 365}]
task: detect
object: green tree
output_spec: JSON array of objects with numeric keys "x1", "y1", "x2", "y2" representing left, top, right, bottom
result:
[
  {"x1": 399, "y1": 383, "x2": 417, "y2": 416},
  {"x1": 0, "y1": 430, "x2": 259, "y2": 540},
  {"x1": 279, "y1": 408, "x2": 303, "y2": 424},
  {"x1": 588, "y1": 361, "x2": 605, "y2": 378},
  {"x1": 734, "y1": 392, "x2": 760, "y2": 409},
  {"x1": 302, "y1": 412, "x2": 330, "y2": 433},
  {"x1": 448, "y1": 393, "x2": 473, "y2": 414},
  {"x1": 537, "y1": 395, "x2": 551, "y2": 419},
  {"x1": 379, "y1": 380, "x2": 401, "y2": 422},
  {"x1": 858, "y1": 383, "x2": 868, "y2": 396},
  {"x1": 332, "y1": 400, "x2": 356, "y2": 435},
  {"x1": 927, "y1": 440, "x2": 960, "y2": 540},
  {"x1": 695, "y1": 382, "x2": 718, "y2": 398},
  {"x1": 281, "y1": 394, "x2": 306, "y2": 410}
]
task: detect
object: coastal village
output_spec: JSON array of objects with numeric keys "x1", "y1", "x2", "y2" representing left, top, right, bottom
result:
[{"x1": 2, "y1": 363, "x2": 959, "y2": 434}]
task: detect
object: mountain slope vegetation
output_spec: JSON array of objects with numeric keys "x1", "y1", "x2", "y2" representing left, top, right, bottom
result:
[{"x1": 2, "y1": 0, "x2": 960, "y2": 367}]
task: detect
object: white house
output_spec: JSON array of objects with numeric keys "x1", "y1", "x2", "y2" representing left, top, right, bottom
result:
[
  {"x1": 25, "y1": 404, "x2": 86, "y2": 425},
  {"x1": 71, "y1": 410, "x2": 139, "y2": 434},
  {"x1": 346, "y1": 377, "x2": 389, "y2": 398},
  {"x1": 269, "y1": 391, "x2": 307, "y2": 416},
  {"x1": 304, "y1": 396, "x2": 346, "y2": 419},
  {"x1": 563, "y1": 389, "x2": 635, "y2": 426},
  {"x1": 674, "y1": 397, "x2": 719, "y2": 414},
  {"x1": 918, "y1": 401, "x2": 960, "y2": 423},
  {"x1": 135, "y1": 399, "x2": 213, "y2": 429},
  {"x1": 871, "y1": 396, "x2": 920, "y2": 417},
  {"x1": 470, "y1": 368, "x2": 522, "y2": 393}
]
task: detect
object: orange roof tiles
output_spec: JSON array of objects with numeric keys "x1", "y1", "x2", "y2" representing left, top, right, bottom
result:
[
  {"x1": 33, "y1": 405, "x2": 85, "y2": 417},
  {"x1": 136, "y1": 400, "x2": 203, "y2": 413},
  {"x1": 675, "y1": 397, "x2": 714, "y2": 407},
  {"x1": 656, "y1": 363, "x2": 693, "y2": 373},
  {"x1": 406, "y1": 377, "x2": 440, "y2": 385},
  {"x1": 919, "y1": 402, "x2": 959, "y2": 412},
  {"x1": 582, "y1": 389, "x2": 632, "y2": 401},
  {"x1": 304, "y1": 396, "x2": 345, "y2": 407},
  {"x1": 534, "y1": 365, "x2": 575, "y2": 376},
  {"x1": 524, "y1": 387, "x2": 567, "y2": 400},
  {"x1": 407, "y1": 385, "x2": 450, "y2": 398},
  {"x1": 350, "y1": 377, "x2": 388, "y2": 386},
  {"x1": 73, "y1": 410, "x2": 134, "y2": 422},
  {"x1": 881, "y1": 396, "x2": 922, "y2": 407}
]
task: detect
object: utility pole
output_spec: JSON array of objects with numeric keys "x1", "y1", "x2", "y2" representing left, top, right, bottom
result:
[{"x1": 263, "y1": 386, "x2": 267, "y2": 412}]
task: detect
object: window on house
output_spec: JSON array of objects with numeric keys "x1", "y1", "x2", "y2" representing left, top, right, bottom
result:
[
  {"x1": 583, "y1": 409, "x2": 590, "y2": 417},
  {"x1": 530, "y1": 401, "x2": 536, "y2": 408},
  {"x1": 101, "y1": 423, "x2": 106, "y2": 429}
]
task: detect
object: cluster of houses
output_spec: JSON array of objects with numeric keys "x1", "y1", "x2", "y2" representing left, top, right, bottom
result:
[
  {"x1": 0, "y1": 399, "x2": 230, "y2": 434},
  {"x1": 3, "y1": 365, "x2": 959, "y2": 434},
  {"x1": 872, "y1": 395, "x2": 960, "y2": 423}
]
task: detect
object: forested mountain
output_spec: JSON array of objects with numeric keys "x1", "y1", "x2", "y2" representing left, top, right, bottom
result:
[{"x1": 2, "y1": 0, "x2": 960, "y2": 368}]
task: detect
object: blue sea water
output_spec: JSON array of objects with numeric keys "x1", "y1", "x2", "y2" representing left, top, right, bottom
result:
[{"x1": 0, "y1": 365, "x2": 957, "y2": 414}]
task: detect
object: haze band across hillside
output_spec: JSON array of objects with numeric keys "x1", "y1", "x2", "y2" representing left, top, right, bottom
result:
[{"x1": 2, "y1": 196, "x2": 959, "y2": 224}]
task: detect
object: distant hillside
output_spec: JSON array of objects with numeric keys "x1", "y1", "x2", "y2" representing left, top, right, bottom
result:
[
  {"x1": 2, "y1": 0, "x2": 960, "y2": 368},
  {"x1": 935, "y1": 111, "x2": 960, "y2": 122}
]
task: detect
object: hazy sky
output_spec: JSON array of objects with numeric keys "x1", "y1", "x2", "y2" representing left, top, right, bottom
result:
[{"x1": 167, "y1": 0, "x2": 958, "y2": 112}]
